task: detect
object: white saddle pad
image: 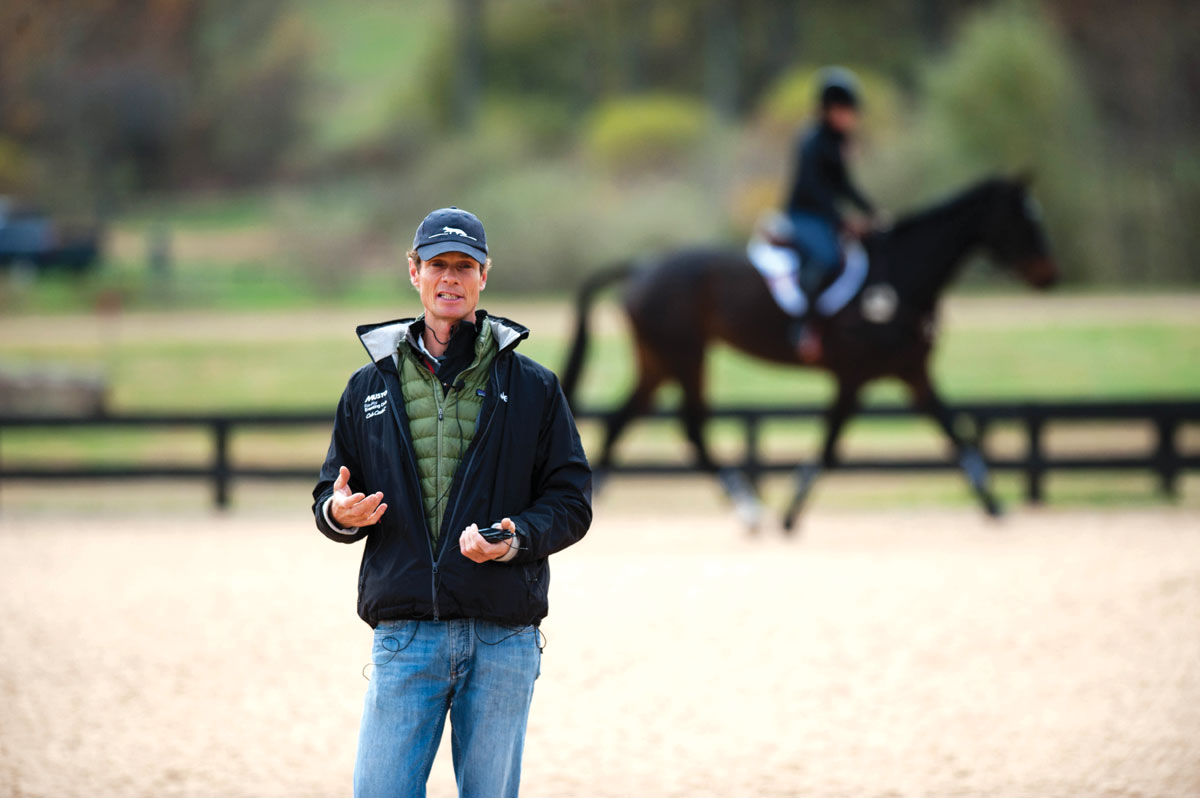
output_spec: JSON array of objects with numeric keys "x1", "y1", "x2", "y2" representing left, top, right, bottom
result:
[{"x1": 747, "y1": 236, "x2": 869, "y2": 318}]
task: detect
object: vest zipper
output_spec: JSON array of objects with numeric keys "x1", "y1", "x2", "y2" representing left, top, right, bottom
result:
[
  {"x1": 435, "y1": 380, "x2": 445, "y2": 541},
  {"x1": 443, "y1": 358, "x2": 503, "y2": 537}
]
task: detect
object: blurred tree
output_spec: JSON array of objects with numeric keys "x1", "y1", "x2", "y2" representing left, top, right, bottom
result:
[
  {"x1": 0, "y1": 0, "x2": 311, "y2": 210},
  {"x1": 703, "y1": 0, "x2": 739, "y2": 119},
  {"x1": 451, "y1": 0, "x2": 485, "y2": 129},
  {"x1": 1048, "y1": 0, "x2": 1200, "y2": 282}
]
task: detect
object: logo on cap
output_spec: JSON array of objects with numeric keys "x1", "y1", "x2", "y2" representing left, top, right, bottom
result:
[{"x1": 431, "y1": 226, "x2": 478, "y2": 241}]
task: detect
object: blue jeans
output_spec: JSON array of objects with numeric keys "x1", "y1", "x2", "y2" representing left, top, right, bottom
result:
[
  {"x1": 788, "y1": 211, "x2": 841, "y2": 294},
  {"x1": 354, "y1": 618, "x2": 541, "y2": 798}
]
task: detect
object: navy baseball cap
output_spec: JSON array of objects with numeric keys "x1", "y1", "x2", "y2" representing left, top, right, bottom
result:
[{"x1": 412, "y1": 207, "x2": 488, "y2": 264}]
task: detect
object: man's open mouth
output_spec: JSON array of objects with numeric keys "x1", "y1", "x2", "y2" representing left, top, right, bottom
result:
[{"x1": 437, "y1": 292, "x2": 462, "y2": 300}]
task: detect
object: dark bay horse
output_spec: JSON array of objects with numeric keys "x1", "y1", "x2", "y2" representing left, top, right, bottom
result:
[{"x1": 561, "y1": 176, "x2": 1057, "y2": 529}]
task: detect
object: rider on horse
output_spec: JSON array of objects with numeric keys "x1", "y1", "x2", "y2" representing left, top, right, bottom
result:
[{"x1": 783, "y1": 67, "x2": 882, "y2": 362}]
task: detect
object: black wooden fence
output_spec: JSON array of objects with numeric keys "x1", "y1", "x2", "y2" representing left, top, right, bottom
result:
[{"x1": 1, "y1": 399, "x2": 1196, "y2": 508}]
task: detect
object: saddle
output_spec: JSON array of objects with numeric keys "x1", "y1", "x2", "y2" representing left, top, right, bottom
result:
[{"x1": 747, "y1": 227, "x2": 870, "y2": 320}]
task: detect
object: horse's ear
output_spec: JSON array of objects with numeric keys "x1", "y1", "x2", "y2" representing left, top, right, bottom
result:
[{"x1": 1013, "y1": 169, "x2": 1035, "y2": 187}]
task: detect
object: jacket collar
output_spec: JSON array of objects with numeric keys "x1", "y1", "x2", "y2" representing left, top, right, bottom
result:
[{"x1": 356, "y1": 310, "x2": 530, "y2": 366}]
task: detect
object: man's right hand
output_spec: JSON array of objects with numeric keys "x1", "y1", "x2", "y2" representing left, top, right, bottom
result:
[{"x1": 330, "y1": 466, "x2": 387, "y2": 528}]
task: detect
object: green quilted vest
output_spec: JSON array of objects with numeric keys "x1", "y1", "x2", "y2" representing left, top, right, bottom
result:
[{"x1": 398, "y1": 320, "x2": 497, "y2": 545}]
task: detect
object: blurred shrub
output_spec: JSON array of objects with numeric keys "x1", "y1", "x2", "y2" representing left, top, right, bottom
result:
[
  {"x1": 915, "y1": 4, "x2": 1110, "y2": 283},
  {"x1": 583, "y1": 94, "x2": 709, "y2": 173}
]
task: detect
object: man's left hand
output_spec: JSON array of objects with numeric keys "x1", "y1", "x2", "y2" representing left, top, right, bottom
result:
[{"x1": 459, "y1": 518, "x2": 519, "y2": 563}]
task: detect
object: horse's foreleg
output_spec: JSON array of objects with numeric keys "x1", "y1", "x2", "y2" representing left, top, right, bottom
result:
[
  {"x1": 783, "y1": 382, "x2": 860, "y2": 533},
  {"x1": 907, "y1": 373, "x2": 1002, "y2": 517}
]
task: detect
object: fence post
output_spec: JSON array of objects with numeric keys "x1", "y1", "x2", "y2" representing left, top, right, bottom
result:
[
  {"x1": 1155, "y1": 415, "x2": 1179, "y2": 498},
  {"x1": 213, "y1": 420, "x2": 231, "y2": 510},
  {"x1": 972, "y1": 412, "x2": 990, "y2": 454},
  {"x1": 1025, "y1": 410, "x2": 1045, "y2": 503},
  {"x1": 743, "y1": 413, "x2": 761, "y2": 488}
]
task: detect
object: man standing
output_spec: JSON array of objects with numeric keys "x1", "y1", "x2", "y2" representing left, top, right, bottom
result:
[{"x1": 312, "y1": 206, "x2": 592, "y2": 797}]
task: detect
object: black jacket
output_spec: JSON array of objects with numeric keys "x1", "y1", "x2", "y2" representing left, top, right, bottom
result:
[
  {"x1": 784, "y1": 121, "x2": 874, "y2": 225},
  {"x1": 312, "y1": 313, "x2": 592, "y2": 628}
]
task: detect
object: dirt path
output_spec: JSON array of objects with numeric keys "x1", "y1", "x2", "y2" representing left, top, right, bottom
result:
[{"x1": 2, "y1": 508, "x2": 1198, "y2": 797}]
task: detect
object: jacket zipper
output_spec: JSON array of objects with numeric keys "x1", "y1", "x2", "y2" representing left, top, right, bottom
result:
[
  {"x1": 432, "y1": 380, "x2": 446, "y2": 620},
  {"x1": 381, "y1": 361, "x2": 440, "y2": 620}
]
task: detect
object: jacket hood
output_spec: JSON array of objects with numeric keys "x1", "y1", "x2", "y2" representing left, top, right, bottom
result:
[{"x1": 356, "y1": 311, "x2": 530, "y2": 366}]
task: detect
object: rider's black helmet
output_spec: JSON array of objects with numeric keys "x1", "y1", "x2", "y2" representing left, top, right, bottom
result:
[{"x1": 817, "y1": 66, "x2": 861, "y2": 110}]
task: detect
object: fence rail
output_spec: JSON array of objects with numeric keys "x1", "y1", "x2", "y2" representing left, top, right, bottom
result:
[{"x1": 1, "y1": 399, "x2": 1197, "y2": 509}]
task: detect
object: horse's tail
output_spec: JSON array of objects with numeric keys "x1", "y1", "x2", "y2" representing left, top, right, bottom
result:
[{"x1": 560, "y1": 261, "x2": 636, "y2": 409}]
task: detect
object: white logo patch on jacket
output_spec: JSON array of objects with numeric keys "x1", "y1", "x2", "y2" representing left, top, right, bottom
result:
[{"x1": 363, "y1": 389, "x2": 388, "y2": 419}]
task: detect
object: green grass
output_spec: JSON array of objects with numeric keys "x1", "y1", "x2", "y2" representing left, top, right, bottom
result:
[
  {"x1": 121, "y1": 191, "x2": 276, "y2": 232},
  {"x1": 3, "y1": 301, "x2": 1197, "y2": 412}
]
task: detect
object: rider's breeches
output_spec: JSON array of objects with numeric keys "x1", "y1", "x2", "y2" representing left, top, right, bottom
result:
[{"x1": 788, "y1": 211, "x2": 840, "y2": 297}]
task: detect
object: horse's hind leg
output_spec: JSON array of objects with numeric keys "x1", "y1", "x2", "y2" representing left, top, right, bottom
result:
[
  {"x1": 905, "y1": 371, "x2": 1002, "y2": 517},
  {"x1": 783, "y1": 380, "x2": 861, "y2": 533}
]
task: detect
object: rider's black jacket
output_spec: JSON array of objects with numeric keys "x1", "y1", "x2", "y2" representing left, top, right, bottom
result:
[
  {"x1": 784, "y1": 121, "x2": 875, "y2": 226},
  {"x1": 311, "y1": 314, "x2": 592, "y2": 628}
]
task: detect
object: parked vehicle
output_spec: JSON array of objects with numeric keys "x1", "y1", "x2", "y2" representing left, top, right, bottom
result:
[{"x1": 0, "y1": 197, "x2": 100, "y2": 271}]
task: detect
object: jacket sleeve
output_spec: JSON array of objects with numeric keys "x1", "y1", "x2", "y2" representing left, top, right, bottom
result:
[
  {"x1": 312, "y1": 379, "x2": 371, "y2": 544},
  {"x1": 509, "y1": 376, "x2": 592, "y2": 562}
]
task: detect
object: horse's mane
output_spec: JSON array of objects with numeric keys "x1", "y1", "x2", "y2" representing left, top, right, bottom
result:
[{"x1": 888, "y1": 176, "x2": 1012, "y2": 236}]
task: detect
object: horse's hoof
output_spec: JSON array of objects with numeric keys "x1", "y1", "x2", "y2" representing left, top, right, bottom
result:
[{"x1": 733, "y1": 497, "x2": 764, "y2": 532}]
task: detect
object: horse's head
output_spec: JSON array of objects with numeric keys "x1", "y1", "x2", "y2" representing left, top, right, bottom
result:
[{"x1": 979, "y1": 175, "x2": 1058, "y2": 288}]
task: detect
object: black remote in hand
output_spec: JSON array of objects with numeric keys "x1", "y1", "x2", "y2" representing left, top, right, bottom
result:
[{"x1": 480, "y1": 525, "x2": 514, "y2": 543}]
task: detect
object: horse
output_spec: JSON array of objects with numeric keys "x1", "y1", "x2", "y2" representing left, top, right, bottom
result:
[{"x1": 560, "y1": 175, "x2": 1057, "y2": 530}]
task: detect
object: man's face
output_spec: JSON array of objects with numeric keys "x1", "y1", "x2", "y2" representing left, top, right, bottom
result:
[{"x1": 409, "y1": 250, "x2": 487, "y2": 324}]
